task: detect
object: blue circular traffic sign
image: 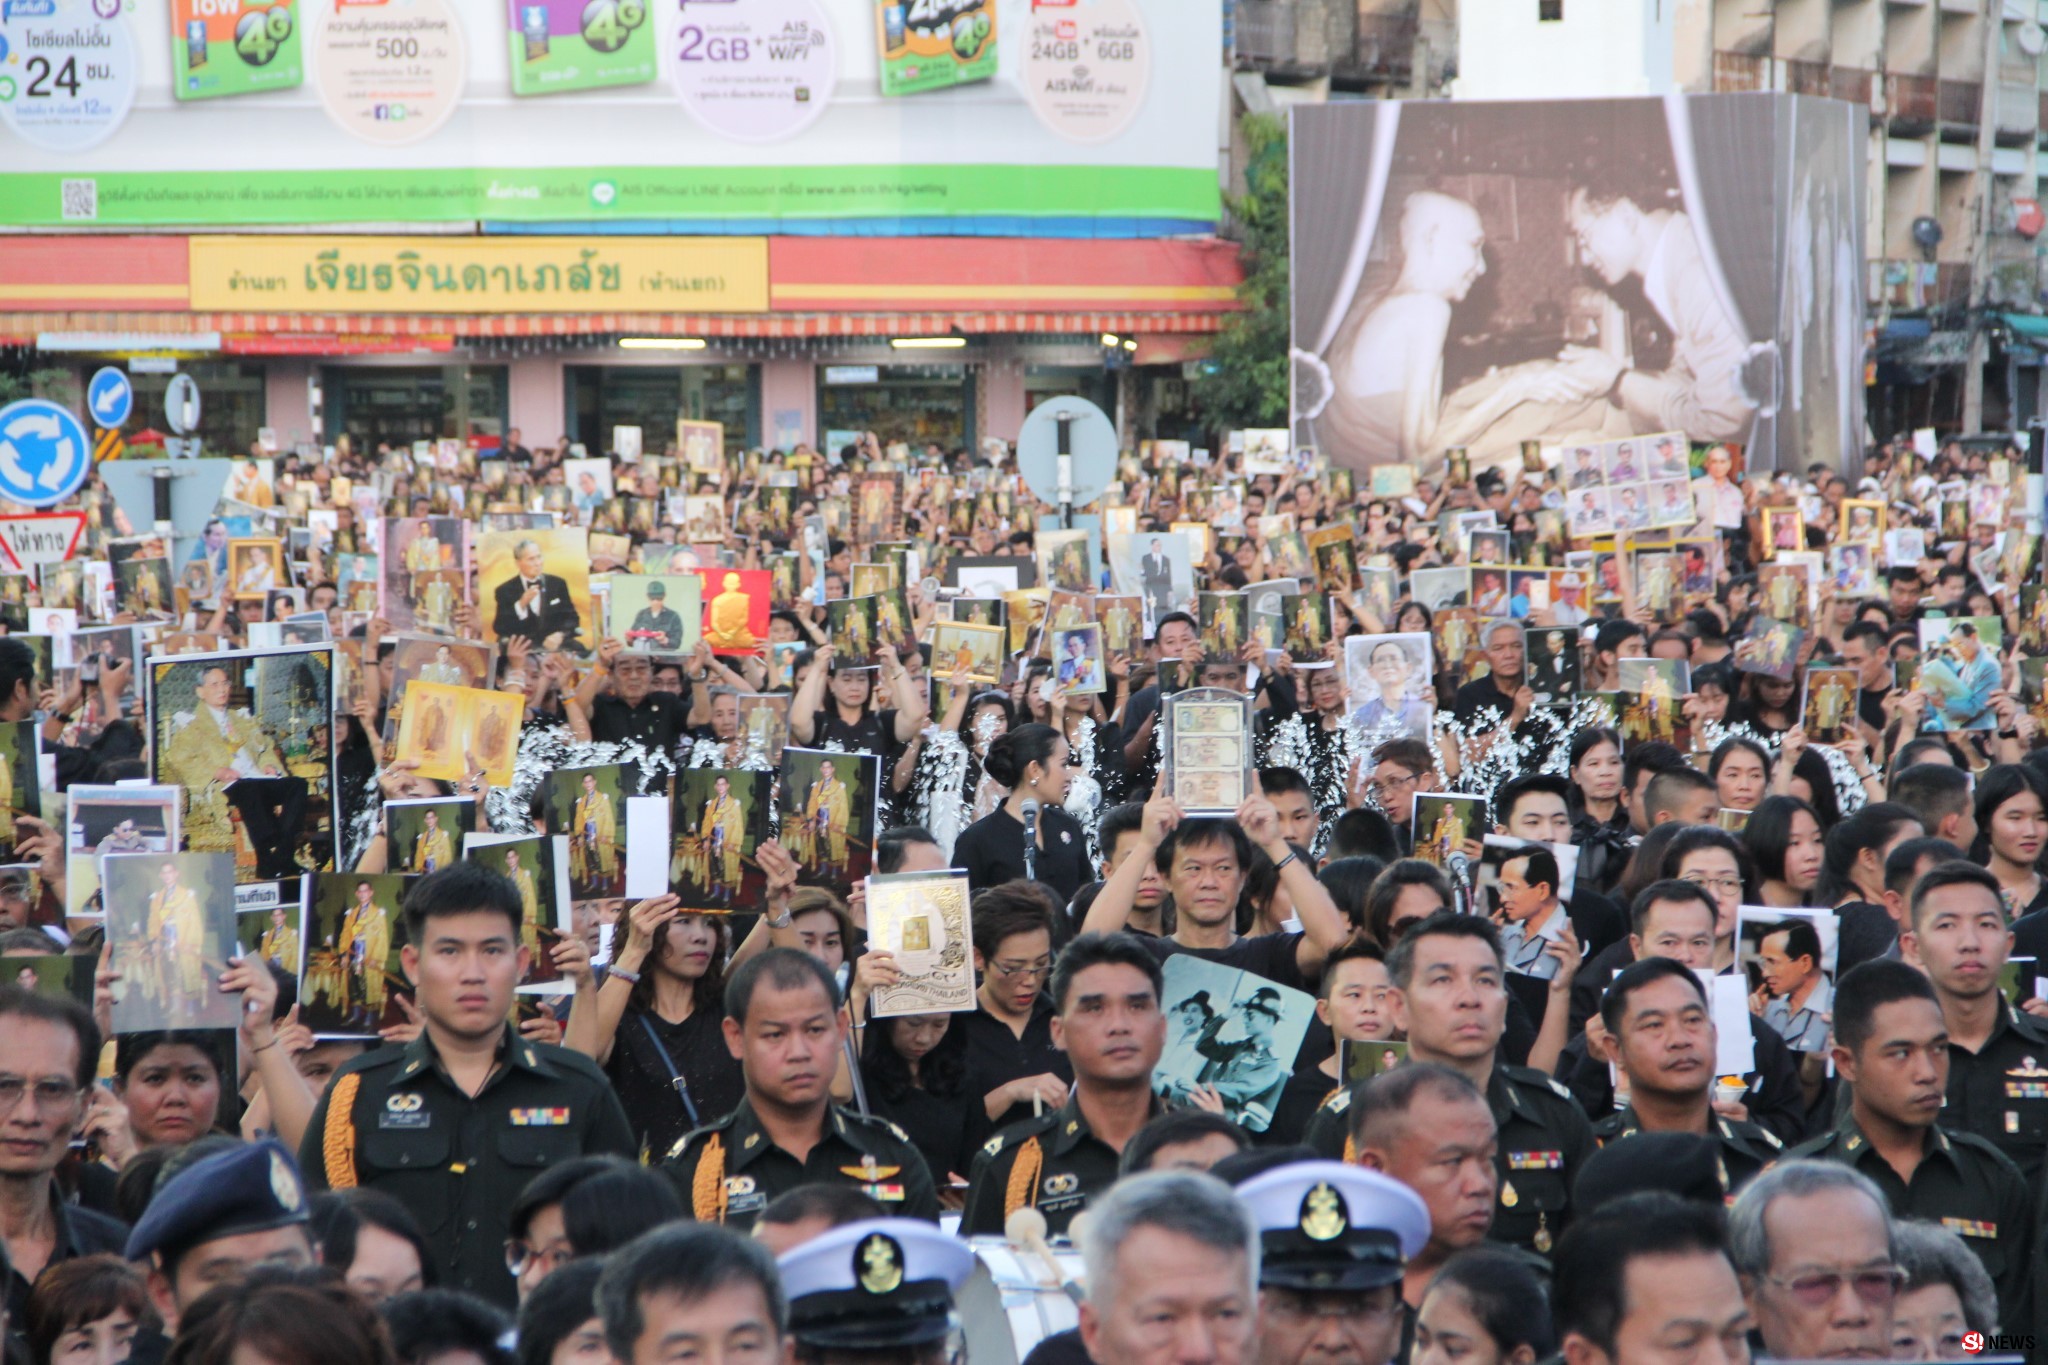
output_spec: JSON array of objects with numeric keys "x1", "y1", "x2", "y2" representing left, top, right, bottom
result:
[
  {"x1": 0, "y1": 399, "x2": 92, "y2": 508},
  {"x1": 86, "y1": 367, "x2": 132, "y2": 429}
]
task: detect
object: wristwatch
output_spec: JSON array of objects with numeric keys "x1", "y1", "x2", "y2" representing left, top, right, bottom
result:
[{"x1": 766, "y1": 908, "x2": 794, "y2": 930}]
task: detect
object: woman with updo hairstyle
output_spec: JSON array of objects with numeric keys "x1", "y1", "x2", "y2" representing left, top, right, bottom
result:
[
  {"x1": 949, "y1": 722, "x2": 1090, "y2": 901},
  {"x1": 1413, "y1": 1247, "x2": 1555, "y2": 1365}
]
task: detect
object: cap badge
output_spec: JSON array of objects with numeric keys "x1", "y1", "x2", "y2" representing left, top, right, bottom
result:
[
  {"x1": 857, "y1": 1232, "x2": 905, "y2": 1295},
  {"x1": 1300, "y1": 1182, "x2": 1347, "y2": 1242},
  {"x1": 269, "y1": 1150, "x2": 303, "y2": 1212}
]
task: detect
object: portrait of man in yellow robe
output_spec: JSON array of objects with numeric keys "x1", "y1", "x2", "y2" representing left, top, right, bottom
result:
[
  {"x1": 504, "y1": 847, "x2": 542, "y2": 955},
  {"x1": 697, "y1": 774, "x2": 746, "y2": 905},
  {"x1": 337, "y1": 879, "x2": 393, "y2": 1026},
  {"x1": 411, "y1": 808, "x2": 455, "y2": 874},
  {"x1": 259, "y1": 905, "x2": 300, "y2": 971},
  {"x1": 571, "y1": 772, "x2": 618, "y2": 889},
  {"x1": 803, "y1": 761, "x2": 851, "y2": 881},
  {"x1": 147, "y1": 860, "x2": 207, "y2": 1011}
]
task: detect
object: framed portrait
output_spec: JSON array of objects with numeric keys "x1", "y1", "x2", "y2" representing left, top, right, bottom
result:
[{"x1": 668, "y1": 769, "x2": 771, "y2": 913}]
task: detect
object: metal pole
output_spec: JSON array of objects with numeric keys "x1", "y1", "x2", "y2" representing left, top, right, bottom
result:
[{"x1": 1962, "y1": 4, "x2": 2004, "y2": 433}]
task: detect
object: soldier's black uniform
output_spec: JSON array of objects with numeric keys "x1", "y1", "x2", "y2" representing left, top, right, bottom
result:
[
  {"x1": 301, "y1": 1029, "x2": 634, "y2": 1306},
  {"x1": 1485, "y1": 1063, "x2": 1595, "y2": 1256},
  {"x1": 1589, "y1": 1106, "x2": 1782, "y2": 1196},
  {"x1": 1303, "y1": 1084, "x2": 1353, "y2": 1160},
  {"x1": 961, "y1": 1093, "x2": 1162, "y2": 1237},
  {"x1": 1786, "y1": 1115, "x2": 2035, "y2": 1329},
  {"x1": 662, "y1": 1096, "x2": 940, "y2": 1225},
  {"x1": 1939, "y1": 997, "x2": 2048, "y2": 1181}
]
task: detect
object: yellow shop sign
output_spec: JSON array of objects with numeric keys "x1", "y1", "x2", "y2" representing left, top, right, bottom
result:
[{"x1": 187, "y1": 236, "x2": 769, "y2": 313}]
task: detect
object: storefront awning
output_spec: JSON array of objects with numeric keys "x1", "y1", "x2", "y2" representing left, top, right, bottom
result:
[{"x1": 2003, "y1": 311, "x2": 2048, "y2": 339}]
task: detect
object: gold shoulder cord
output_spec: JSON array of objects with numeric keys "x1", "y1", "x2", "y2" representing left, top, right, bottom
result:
[
  {"x1": 691, "y1": 1134, "x2": 727, "y2": 1222},
  {"x1": 1341, "y1": 1134, "x2": 1357, "y2": 1164},
  {"x1": 322, "y1": 1073, "x2": 361, "y2": 1190},
  {"x1": 1003, "y1": 1136, "x2": 1044, "y2": 1220}
]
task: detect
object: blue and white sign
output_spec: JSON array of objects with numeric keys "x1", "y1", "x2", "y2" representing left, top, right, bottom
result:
[
  {"x1": 0, "y1": 399, "x2": 92, "y2": 508},
  {"x1": 1017, "y1": 396, "x2": 1117, "y2": 509},
  {"x1": 86, "y1": 367, "x2": 132, "y2": 428}
]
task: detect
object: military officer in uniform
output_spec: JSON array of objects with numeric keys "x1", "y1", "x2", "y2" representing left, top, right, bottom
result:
[
  {"x1": 1234, "y1": 1160, "x2": 1431, "y2": 1365},
  {"x1": 1900, "y1": 860, "x2": 2048, "y2": 1180},
  {"x1": 776, "y1": 1218, "x2": 974, "y2": 1364},
  {"x1": 664, "y1": 948, "x2": 938, "y2": 1225},
  {"x1": 1784, "y1": 958, "x2": 2034, "y2": 1329},
  {"x1": 301, "y1": 863, "x2": 634, "y2": 1307},
  {"x1": 1193, "y1": 986, "x2": 1287, "y2": 1129},
  {"x1": 1586, "y1": 957, "x2": 1780, "y2": 1195},
  {"x1": 962, "y1": 933, "x2": 1166, "y2": 1237},
  {"x1": 1381, "y1": 911, "x2": 1593, "y2": 1255}
]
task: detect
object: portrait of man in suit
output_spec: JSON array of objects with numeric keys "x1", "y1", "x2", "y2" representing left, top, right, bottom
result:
[
  {"x1": 1140, "y1": 537, "x2": 1175, "y2": 621},
  {"x1": 492, "y1": 538, "x2": 584, "y2": 651}
]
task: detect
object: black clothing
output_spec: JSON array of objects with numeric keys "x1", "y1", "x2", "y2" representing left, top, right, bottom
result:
[
  {"x1": 962, "y1": 1093, "x2": 1162, "y2": 1236},
  {"x1": 1267, "y1": 1067, "x2": 1342, "y2": 1149},
  {"x1": 1939, "y1": 996, "x2": 2048, "y2": 1181},
  {"x1": 664, "y1": 1096, "x2": 939, "y2": 1224},
  {"x1": 1022, "y1": 1329, "x2": 1092, "y2": 1365},
  {"x1": 491, "y1": 572, "x2": 584, "y2": 651},
  {"x1": 589, "y1": 689, "x2": 689, "y2": 753},
  {"x1": 809, "y1": 705, "x2": 901, "y2": 757},
  {"x1": 1570, "y1": 806, "x2": 1634, "y2": 899},
  {"x1": 957, "y1": 1002, "x2": 1073, "y2": 1132},
  {"x1": 1787, "y1": 1116, "x2": 2035, "y2": 1328},
  {"x1": 2011, "y1": 903, "x2": 2048, "y2": 964},
  {"x1": 1559, "y1": 1012, "x2": 1811, "y2": 1147},
  {"x1": 952, "y1": 804, "x2": 1091, "y2": 904},
  {"x1": 605, "y1": 1002, "x2": 746, "y2": 1161},
  {"x1": 1833, "y1": 900, "x2": 1899, "y2": 974},
  {"x1": 1857, "y1": 684, "x2": 1890, "y2": 732},
  {"x1": 1132, "y1": 930, "x2": 1309, "y2": 995},
  {"x1": 301, "y1": 1027, "x2": 636, "y2": 1306},
  {"x1": 1589, "y1": 1107, "x2": 1782, "y2": 1196},
  {"x1": 1485, "y1": 1063, "x2": 1596, "y2": 1256},
  {"x1": 1, "y1": 1188, "x2": 126, "y2": 1326},
  {"x1": 864, "y1": 1074, "x2": 984, "y2": 1187}
]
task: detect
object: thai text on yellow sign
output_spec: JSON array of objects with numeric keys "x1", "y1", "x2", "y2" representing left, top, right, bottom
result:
[{"x1": 187, "y1": 236, "x2": 769, "y2": 313}]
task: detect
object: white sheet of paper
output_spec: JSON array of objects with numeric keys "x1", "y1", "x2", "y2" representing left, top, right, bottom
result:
[
  {"x1": 1701, "y1": 970, "x2": 1755, "y2": 1076},
  {"x1": 624, "y1": 796, "x2": 670, "y2": 898}
]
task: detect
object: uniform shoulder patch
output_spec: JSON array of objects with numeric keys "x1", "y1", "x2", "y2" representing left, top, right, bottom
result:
[
  {"x1": 664, "y1": 1117, "x2": 730, "y2": 1163},
  {"x1": 1545, "y1": 1077, "x2": 1573, "y2": 1100},
  {"x1": 1321, "y1": 1090, "x2": 1351, "y2": 1114},
  {"x1": 886, "y1": 1121, "x2": 910, "y2": 1143},
  {"x1": 982, "y1": 1135, "x2": 1005, "y2": 1158}
]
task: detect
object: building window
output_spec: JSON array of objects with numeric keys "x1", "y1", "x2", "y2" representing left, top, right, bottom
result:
[{"x1": 1539, "y1": 0, "x2": 1562, "y2": 18}]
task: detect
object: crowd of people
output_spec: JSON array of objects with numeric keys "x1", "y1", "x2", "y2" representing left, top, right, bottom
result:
[{"x1": 0, "y1": 424, "x2": 2046, "y2": 1365}]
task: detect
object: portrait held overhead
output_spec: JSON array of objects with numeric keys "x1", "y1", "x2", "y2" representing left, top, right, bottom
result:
[{"x1": 11, "y1": 8, "x2": 2048, "y2": 1363}]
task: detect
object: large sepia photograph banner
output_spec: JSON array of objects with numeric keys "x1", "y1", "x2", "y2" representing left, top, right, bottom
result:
[{"x1": 1289, "y1": 94, "x2": 1865, "y2": 479}]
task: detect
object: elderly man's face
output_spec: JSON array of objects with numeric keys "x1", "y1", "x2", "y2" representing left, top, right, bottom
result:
[
  {"x1": 1745, "y1": 1186, "x2": 1895, "y2": 1361},
  {"x1": 1080, "y1": 1224, "x2": 1255, "y2": 1365},
  {"x1": 1757, "y1": 933, "x2": 1814, "y2": 998},
  {"x1": 516, "y1": 546, "x2": 545, "y2": 578}
]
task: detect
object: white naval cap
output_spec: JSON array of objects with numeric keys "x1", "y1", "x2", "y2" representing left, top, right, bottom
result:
[
  {"x1": 1234, "y1": 1160, "x2": 1431, "y2": 1292},
  {"x1": 776, "y1": 1217, "x2": 975, "y2": 1349}
]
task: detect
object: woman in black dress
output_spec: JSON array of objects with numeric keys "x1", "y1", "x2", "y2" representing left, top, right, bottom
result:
[
  {"x1": 595, "y1": 896, "x2": 745, "y2": 1159},
  {"x1": 857, "y1": 1011, "x2": 982, "y2": 1199},
  {"x1": 950, "y1": 723, "x2": 1090, "y2": 903}
]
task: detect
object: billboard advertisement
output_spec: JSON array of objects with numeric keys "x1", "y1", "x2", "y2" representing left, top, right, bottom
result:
[
  {"x1": 1289, "y1": 95, "x2": 1865, "y2": 476},
  {"x1": 0, "y1": 0, "x2": 1214, "y2": 230}
]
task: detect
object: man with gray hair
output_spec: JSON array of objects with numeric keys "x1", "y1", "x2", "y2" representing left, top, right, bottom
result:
[
  {"x1": 1075, "y1": 1170, "x2": 1260, "y2": 1365},
  {"x1": 1728, "y1": 1158, "x2": 1898, "y2": 1360},
  {"x1": 492, "y1": 536, "x2": 583, "y2": 650}
]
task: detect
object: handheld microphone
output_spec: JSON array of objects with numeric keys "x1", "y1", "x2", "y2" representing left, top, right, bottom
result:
[
  {"x1": 1020, "y1": 797, "x2": 1040, "y2": 882},
  {"x1": 1446, "y1": 850, "x2": 1471, "y2": 886}
]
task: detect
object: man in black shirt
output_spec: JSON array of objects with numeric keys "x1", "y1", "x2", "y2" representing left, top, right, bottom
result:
[
  {"x1": 1451, "y1": 620, "x2": 1534, "y2": 732},
  {"x1": 1079, "y1": 787, "x2": 1350, "y2": 992},
  {"x1": 572, "y1": 640, "x2": 688, "y2": 756},
  {"x1": 1839, "y1": 619, "x2": 1894, "y2": 735}
]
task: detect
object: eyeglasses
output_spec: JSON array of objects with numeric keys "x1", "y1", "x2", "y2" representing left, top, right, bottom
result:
[
  {"x1": 1365, "y1": 773, "x2": 1417, "y2": 803},
  {"x1": 504, "y1": 1240, "x2": 573, "y2": 1277},
  {"x1": 1762, "y1": 1266, "x2": 1908, "y2": 1308},
  {"x1": 990, "y1": 958, "x2": 1054, "y2": 980},
  {"x1": 1681, "y1": 874, "x2": 1745, "y2": 895},
  {"x1": 0, "y1": 1076, "x2": 82, "y2": 1113}
]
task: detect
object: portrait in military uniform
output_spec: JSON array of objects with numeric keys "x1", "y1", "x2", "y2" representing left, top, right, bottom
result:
[
  {"x1": 608, "y1": 575, "x2": 703, "y2": 656},
  {"x1": 464, "y1": 833, "x2": 569, "y2": 991},
  {"x1": 1153, "y1": 955, "x2": 1313, "y2": 1132},
  {"x1": 148, "y1": 645, "x2": 338, "y2": 885},
  {"x1": 301, "y1": 872, "x2": 414, "y2": 1035},
  {"x1": 547, "y1": 765, "x2": 628, "y2": 901},
  {"x1": 1738, "y1": 906, "x2": 1840, "y2": 1053},
  {"x1": 104, "y1": 852, "x2": 239, "y2": 1033},
  {"x1": 386, "y1": 797, "x2": 472, "y2": 878},
  {"x1": 1801, "y1": 666, "x2": 1860, "y2": 745},
  {"x1": 669, "y1": 769, "x2": 770, "y2": 913},
  {"x1": 382, "y1": 635, "x2": 496, "y2": 734},
  {"x1": 779, "y1": 747, "x2": 879, "y2": 897}
]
